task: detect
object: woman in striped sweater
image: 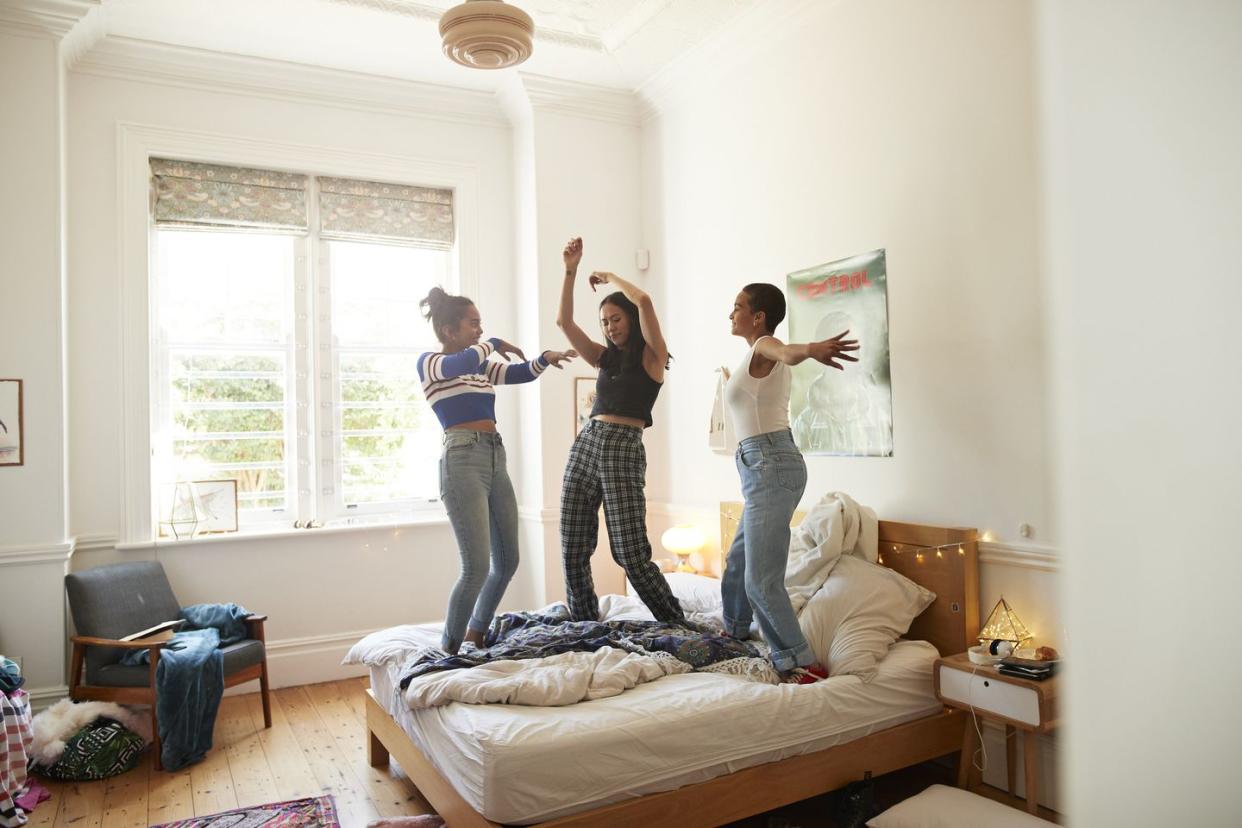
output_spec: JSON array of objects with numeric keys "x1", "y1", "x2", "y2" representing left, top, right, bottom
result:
[{"x1": 418, "y1": 287, "x2": 576, "y2": 654}]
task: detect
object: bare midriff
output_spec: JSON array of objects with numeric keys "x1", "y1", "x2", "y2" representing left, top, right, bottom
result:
[
  {"x1": 591, "y1": 414, "x2": 644, "y2": 429},
  {"x1": 447, "y1": 419, "x2": 497, "y2": 432}
]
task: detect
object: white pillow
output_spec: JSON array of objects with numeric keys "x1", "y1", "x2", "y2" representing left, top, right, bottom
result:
[
  {"x1": 798, "y1": 555, "x2": 936, "y2": 680},
  {"x1": 868, "y1": 784, "x2": 1056, "y2": 827},
  {"x1": 663, "y1": 572, "x2": 722, "y2": 613}
]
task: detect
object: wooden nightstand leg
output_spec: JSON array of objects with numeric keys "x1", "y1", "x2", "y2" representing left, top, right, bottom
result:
[
  {"x1": 957, "y1": 718, "x2": 978, "y2": 790},
  {"x1": 1024, "y1": 730, "x2": 1039, "y2": 814},
  {"x1": 1006, "y1": 725, "x2": 1018, "y2": 795}
]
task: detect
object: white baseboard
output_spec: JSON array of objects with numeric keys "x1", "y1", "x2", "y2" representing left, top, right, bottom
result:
[
  {"x1": 256, "y1": 629, "x2": 377, "y2": 691},
  {"x1": 27, "y1": 684, "x2": 70, "y2": 712}
]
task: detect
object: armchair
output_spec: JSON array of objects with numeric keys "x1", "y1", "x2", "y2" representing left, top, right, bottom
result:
[{"x1": 65, "y1": 561, "x2": 271, "y2": 771}]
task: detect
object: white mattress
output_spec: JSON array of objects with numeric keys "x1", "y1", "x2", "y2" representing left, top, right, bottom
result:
[{"x1": 369, "y1": 625, "x2": 943, "y2": 825}]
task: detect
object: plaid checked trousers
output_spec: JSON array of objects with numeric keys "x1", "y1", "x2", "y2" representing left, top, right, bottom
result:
[{"x1": 560, "y1": 420, "x2": 684, "y2": 623}]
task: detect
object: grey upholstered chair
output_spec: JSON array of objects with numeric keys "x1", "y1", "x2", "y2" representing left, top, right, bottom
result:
[{"x1": 65, "y1": 560, "x2": 271, "y2": 771}]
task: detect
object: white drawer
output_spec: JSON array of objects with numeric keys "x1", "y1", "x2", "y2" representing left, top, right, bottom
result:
[{"x1": 939, "y1": 665, "x2": 1041, "y2": 727}]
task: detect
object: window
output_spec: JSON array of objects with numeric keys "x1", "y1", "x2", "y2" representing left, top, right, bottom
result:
[{"x1": 149, "y1": 159, "x2": 455, "y2": 533}]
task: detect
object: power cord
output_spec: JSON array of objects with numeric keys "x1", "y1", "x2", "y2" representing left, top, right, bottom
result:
[{"x1": 967, "y1": 664, "x2": 989, "y2": 773}]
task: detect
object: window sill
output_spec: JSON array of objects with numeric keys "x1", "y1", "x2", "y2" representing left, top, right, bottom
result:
[{"x1": 115, "y1": 511, "x2": 450, "y2": 552}]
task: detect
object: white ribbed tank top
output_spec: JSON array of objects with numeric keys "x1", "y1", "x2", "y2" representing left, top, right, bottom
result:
[{"x1": 723, "y1": 336, "x2": 790, "y2": 443}]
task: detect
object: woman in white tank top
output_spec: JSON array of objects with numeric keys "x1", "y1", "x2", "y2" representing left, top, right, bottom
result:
[{"x1": 722, "y1": 283, "x2": 858, "y2": 682}]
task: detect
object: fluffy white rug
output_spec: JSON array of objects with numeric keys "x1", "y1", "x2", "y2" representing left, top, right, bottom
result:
[{"x1": 31, "y1": 699, "x2": 153, "y2": 764}]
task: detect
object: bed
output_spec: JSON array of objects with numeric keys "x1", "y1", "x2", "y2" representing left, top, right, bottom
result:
[{"x1": 361, "y1": 504, "x2": 980, "y2": 827}]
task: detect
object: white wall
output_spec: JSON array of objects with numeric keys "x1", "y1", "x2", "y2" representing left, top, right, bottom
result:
[
  {"x1": 1038, "y1": 1, "x2": 1242, "y2": 823},
  {"x1": 62, "y1": 66, "x2": 537, "y2": 683},
  {"x1": 0, "y1": 27, "x2": 73, "y2": 701},
  {"x1": 0, "y1": 31, "x2": 68, "y2": 547},
  {"x1": 641, "y1": 0, "x2": 1049, "y2": 549},
  {"x1": 639, "y1": 0, "x2": 1058, "y2": 579}
]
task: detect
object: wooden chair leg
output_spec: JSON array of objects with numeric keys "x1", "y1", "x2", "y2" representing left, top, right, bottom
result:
[{"x1": 259, "y1": 656, "x2": 272, "y2": 729}]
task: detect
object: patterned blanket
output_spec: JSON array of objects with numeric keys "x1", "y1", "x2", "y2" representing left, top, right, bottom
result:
[{"x1": 397, "y1": 604, "x2": 763, "y2": 690}]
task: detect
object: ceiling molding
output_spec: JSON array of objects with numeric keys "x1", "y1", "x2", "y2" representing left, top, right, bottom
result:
[
  {"x1": 518, "y1": 72, "x2": 640, "y2": 126},
  {"x1": 0, "y1": 0, "x2": 99, "y2": 39},
  {"x1": 73, "y1": 35, "x2": 509, "y2": 127},
  {"x1": 637, "y1": 0, "x2": 822, "y2": 122}
]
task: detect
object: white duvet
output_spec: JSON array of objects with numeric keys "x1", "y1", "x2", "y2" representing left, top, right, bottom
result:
[{"x1": 403, "y1": 646, "x2": 691, "y2": 708}]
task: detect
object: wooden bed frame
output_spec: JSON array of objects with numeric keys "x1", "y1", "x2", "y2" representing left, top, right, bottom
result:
[{"x1": 366, "y1": 509, "x2": 980, "y2": 827}]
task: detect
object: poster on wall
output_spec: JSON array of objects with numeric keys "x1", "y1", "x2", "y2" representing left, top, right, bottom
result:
[{"x1": 787, "y1": 249, "x2": 893, "y2": 456}]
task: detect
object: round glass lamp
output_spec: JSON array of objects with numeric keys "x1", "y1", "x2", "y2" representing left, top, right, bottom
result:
[{"x1": 661, "y1": 525, "x2": 705, "y2": 574}]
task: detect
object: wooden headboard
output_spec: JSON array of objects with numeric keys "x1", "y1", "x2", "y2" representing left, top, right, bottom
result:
[{"x1": 719, "y1": 503, "x2": 980, "y2": 657}]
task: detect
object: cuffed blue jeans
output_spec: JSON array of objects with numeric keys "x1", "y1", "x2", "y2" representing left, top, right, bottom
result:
[
  {"x1": 439, "y1": 430, "x2": 520, "y2": 654},
  {"x1": 722, "y1": 429, "x2": 815, "y2": 672}
]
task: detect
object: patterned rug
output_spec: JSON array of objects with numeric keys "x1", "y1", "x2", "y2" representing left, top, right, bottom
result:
[{"x1": 149, "y1": 795, "x2": 339, "y2": 828}]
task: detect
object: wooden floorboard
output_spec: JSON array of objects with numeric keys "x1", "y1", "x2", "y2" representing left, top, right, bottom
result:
[{"x1": 29, "y1": 679, "x2": 436, "y2": 827}]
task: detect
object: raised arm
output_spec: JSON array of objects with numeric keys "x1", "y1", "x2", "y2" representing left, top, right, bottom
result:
[
  {"x1": 556, "y1": 237, "x2": 606, "y2": 368},
  {"x1": 753, "y1": 331, "x2": 859, "y2": 370},
  {"x1": 588, "y1": 271, "x2": 668, "y2": 368}
]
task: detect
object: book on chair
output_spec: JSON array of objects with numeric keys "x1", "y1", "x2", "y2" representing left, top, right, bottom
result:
[{"x1": 120, "y1": 619, "x2": 185, "y2": 641}]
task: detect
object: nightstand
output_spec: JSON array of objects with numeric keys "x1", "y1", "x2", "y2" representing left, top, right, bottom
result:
[{"x1": 934, "y1": 652, "x2": 1060, "y2": 815}]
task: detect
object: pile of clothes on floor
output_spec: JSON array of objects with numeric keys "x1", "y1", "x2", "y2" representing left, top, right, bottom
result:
[{"x1": 1, "y1": 656, "x2": 48, "y2": 828}]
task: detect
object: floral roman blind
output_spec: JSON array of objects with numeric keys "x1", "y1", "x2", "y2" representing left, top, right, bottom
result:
[
  {"x1": 150, "y1": 158, "x2": 309, "y2": 231},
  {"x1": 318, "y1": 177, "x2": 454, "y2": 248}
]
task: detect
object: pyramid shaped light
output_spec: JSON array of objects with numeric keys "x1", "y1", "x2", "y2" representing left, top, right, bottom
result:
[
  {"x1": 978, "y1": 596, "x2": 1033, "y2": 651},
  {"x1": 439, "y1": 0, "x2": 534, "y2": 70}
]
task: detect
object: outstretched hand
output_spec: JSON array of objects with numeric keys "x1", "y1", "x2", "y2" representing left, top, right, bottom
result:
[
  {"x1": 563, "y1": 237, "x2": 583, "y2": 270},
  {"x1": 493, "y1": 338, "x2": 526, "y2": 362},
  {"x1": 807, "y1": 330, "x2": 860, "y2": 370},
  {"x1": 588, "y1": 271, "x2": 614, "y2": 292},
  {"x1": 543, "y1": 349, "x2": 578, "y2": 369}
]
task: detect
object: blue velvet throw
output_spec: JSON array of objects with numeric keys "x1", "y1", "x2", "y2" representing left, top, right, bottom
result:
[{"x1": 119, "y1": 602, "x2": 250, "y2": 770}]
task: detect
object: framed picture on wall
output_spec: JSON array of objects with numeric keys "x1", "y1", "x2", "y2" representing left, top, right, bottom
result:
[
  {"x1": 194, "y1": 479, "x2": 239, "y2": 533},
  {"x1": 0, "y1": 379, "x2": 23, "y2": 467},
  {"x1": 574, "y1": 376, "x2": 597, "y2": 436}
]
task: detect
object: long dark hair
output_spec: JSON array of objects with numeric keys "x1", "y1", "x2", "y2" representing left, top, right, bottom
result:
[
  {"x1": 598, "y1": 291, "x2": 671, "y2": 375},
  {"x1": 742, "y1": 283, "x2": 787, "y2": 334},
  {"x1": 420, "y1": 286, "x2": 474, "y2": 344}
]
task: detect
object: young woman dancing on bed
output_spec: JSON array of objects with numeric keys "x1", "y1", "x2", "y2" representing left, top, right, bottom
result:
[
  {"x1": 555, "y1": 237, "x2": 684, "y2": 624},
  {"x1": 723, "y1": 283, "x2": 858, "y2": 681},
  {"x1": 418, "y1": 287, "x2": 576, "y2": 654}
]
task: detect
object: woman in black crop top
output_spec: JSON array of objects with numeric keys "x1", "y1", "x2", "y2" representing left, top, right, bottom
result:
[{"x1": 554, "y1": 236, "x2": 684, "y2": 624}]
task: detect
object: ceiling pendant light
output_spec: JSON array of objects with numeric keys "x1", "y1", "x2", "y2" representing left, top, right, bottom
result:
[{"x1": 439, "y1": 0, "x2": 534, "y2": 70}]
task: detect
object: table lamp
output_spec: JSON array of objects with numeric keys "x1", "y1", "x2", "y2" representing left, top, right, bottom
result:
[
  {"x1": 660, "y1": 525, "x2": 705, "y2": 574},
  {"x1": 978, "y1": 595, "x2": 1033, "y2": 658}
]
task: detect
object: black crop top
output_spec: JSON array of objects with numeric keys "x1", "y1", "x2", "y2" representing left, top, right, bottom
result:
[{"x1": 590, "y1": 358, "x2": 662, "y2": 428}]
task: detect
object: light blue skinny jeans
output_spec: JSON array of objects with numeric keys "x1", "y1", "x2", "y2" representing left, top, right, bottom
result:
[
  {"x1": 722, "y1": 429, "x2": 815, "y2": 672},
  {"x1": 439, "y1": 430, "x2": 520, "y2": 654}
]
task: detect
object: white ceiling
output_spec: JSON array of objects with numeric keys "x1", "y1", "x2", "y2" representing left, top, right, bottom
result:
[{"x1": 94, "y1": 0, "x2": 761, "y2": 91}]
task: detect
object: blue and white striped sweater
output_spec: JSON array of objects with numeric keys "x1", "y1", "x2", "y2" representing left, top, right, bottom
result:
[{"x1": 417, "y1": 338, "x2": 549, "y2": 429}]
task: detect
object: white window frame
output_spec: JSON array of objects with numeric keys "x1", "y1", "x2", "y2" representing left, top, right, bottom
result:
[
  {"x1": 150, "y1": 227, "x2": 303, "y2": 532},
  {"x1": 317, "y1": 235, "x2": 450, "y2": 522},
  {"x1": 120, "y1": 122, "x2": 480, "y2": 544}
]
